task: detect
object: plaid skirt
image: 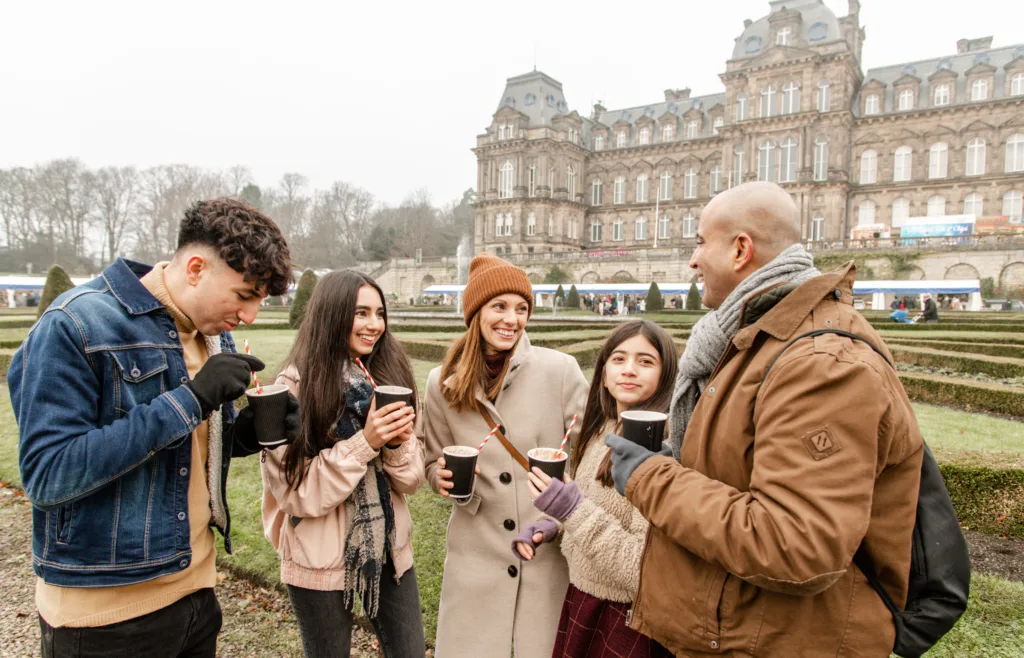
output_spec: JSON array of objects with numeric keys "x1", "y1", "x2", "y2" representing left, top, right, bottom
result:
[{"x1": 552, "y1": 584, "x2": 673, "y2": 658}]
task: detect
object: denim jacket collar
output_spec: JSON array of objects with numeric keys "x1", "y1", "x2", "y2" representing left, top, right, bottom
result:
[{"x1": 101, "y1": 258, "x2": 164, "y2": 316}]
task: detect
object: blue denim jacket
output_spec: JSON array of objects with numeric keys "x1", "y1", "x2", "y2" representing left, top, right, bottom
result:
[{"x1": 8, "y1": 259, "x2": 254, "y2": 588}]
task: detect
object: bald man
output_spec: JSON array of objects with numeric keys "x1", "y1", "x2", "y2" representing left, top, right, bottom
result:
[{"x1": 606, "y1": 182, "x2": 925, "y2": 657}]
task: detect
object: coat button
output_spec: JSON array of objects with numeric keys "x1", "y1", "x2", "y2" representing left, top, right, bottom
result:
[
  {"x1": 499, "y1": 472, "x2": 512, "y2": 484},
  {"x1": 508, "y1": 565, "x2": 518, "y2": 577},
  {"x1": 177, "y1": 512, "x2": 186, "y2": 521},
  {"x1": 834, "y1": 289, "x2": 843, "y2": 299},
  {"x1": 504, "y1": 519, "x2": 516, "y2": 531},
  {"x1": 710, "y1": 640, "x2": 719, "y2": 649},
  {"x1": 169, "y1": 330, "x2": 178, "y2": 339},
  {"x1": 179, "y1": 467, "x2": 188, "y2": 477}
]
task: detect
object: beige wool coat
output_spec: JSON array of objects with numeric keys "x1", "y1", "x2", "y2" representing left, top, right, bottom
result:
[{"x1": 423, "y1": 333, "x2": 589, "y2": 658}]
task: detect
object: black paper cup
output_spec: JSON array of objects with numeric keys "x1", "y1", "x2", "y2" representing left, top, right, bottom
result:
[
  {"x1": 443, "y1": 446, "x2": 479, "y2": 501},
  {"x1": 620, "y1": 410, "x2": 667, "y2": 452},
  {"x1": 528, "y1": 448, "x2": 567, "y2": 481},
  {"x1": 245, "y1": 384, "x2": 289, "y2": 447},
  {"x1": 374, "y1": 385, "x2": 413, "y2": 410}
]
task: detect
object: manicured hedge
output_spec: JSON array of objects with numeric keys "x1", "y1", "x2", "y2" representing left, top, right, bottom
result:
[
  {"x1": 397, "y1": 339, "x2": 450, "y2": 363},
  {"x1": 0, "y1": 351, "x2": 13, "y2": 374},
  {"x1": 232, "y1": 322, "x2": 293, "y2": 331},
  {"x1": 0, "y1": 340, "x2": 23, "y2": 350},
  {"x1": 886, "y1": 339, "x2": 1024, "y2": 360},
  {"x1": 0, "y1": 320, "x2": 37, "y2": 329},
  {"x1": 940, "y1": 463, "x2": 1024, "y2": 539},
  {"x1": 889, "y1": 345, "x2": 1024, "y2": 379},
  {"x1": 880, "y1": 332, "x2": 1024, "y2": 346},
  {"x1": 873, "y1": 322, "x2": 1024, "y2": 333},
  {"x1": 899, "y1": 373, "x2": 1024, "y2": 419}
]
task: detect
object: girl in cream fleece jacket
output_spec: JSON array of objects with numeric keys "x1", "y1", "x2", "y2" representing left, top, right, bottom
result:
[{"x1": 514, "y1": 320, "x2": 678, "y2": 658}]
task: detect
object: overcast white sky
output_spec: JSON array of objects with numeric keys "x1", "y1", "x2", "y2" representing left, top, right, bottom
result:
[{"x1": 2, "y1": 0, "x2": 1022, "y2": 207}]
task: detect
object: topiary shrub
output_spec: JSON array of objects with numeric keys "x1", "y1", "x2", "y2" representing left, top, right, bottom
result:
[
  {"x1": 685, "y1": 282, "x2": 702, "y2": 311},
  {"x1": 645, "y1": 282, "x2": 664, "y2": 312},
  {"x1": 567, "y1": 285, "x2": 580, "y2": 309},
  {"x1": 38, "y1": 264, "x2": 76, "y2": 318},
  {"x1": 555, "y1": 284, "x2": 565, "y2": 303},
  {"x1": 289, "y1": 269, "x2": 318, "y2": 329}
]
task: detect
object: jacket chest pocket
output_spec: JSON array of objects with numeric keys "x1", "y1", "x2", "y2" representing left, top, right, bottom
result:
[{"x1": 110, "y1": 349, "x2": 169, "y2": 415}]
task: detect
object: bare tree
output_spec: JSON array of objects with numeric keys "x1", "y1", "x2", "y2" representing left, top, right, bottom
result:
[
  {"x1": 134, "y1": 165, "x2": 228, "y2": 262},
  {"x1": 34, "y1": 159, "x2": 96, "y2": 267},
  {"x1": 227, "y1": 165, "x2": 253, "y2": 198},
  {"x1": 94, "y1": 166, "x2": 140, "y2": 264}
]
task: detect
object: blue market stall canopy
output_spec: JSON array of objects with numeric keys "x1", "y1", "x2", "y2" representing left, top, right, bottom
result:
[
  {"x1": 424, "y1": 280, "x2": 980, "y2": 297},
  {"x1": 0, "y1": 275, "x2": 92, "y2": 290}
]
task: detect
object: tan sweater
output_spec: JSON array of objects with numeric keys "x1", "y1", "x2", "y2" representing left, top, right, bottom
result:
[
  {"x1": 560, "y1": 421, "x2": 650, "y2": 603},
  {"x1": 36, "y1": 263, "x2": 216, "y2": 628}
]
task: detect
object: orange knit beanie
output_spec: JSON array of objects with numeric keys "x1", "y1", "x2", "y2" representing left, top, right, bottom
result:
[{"x1": 462, "y1": 253, "x2": 534, "y2": 325}]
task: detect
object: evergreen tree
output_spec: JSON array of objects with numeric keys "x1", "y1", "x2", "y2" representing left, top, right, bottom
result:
[
  {"x1": 37, "y1": 264, "x2": 76, "y2": 318},
  {"x1": 567, "y1": 284, "x2": 580, "y2": 309},
  {"x1": 555, "y1": 284, "x2": 565, "y2": 302},
  {"x1": 686, "y1": 282, "x2": 703, "y2": 310},
  {"x1": 289, "y1": 269, "x2": 318, "y2": 329},
  {"x1": 645, "y1": 281, "x2": 663, "y2": 312}
]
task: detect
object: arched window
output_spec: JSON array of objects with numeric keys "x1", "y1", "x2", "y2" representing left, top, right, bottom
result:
[
  {"x1": 613, "y1": 217, "x2": 624, "y2": 241},
  {"x1": 526, "y1": 212, "x2": 537, "y2": 236},
  {"x1": 966, "y1": 138, "x2": 986, "y2": 176},
  {"x1": 933, "y1": 84, "x2": 950, "y2": 106},
  {"x1": 898, "y1": 89, "x2": 914, "y2": 111},
  {"x1": 858, "y1": 200, "x2": 876, "y2": 225},
  {"x1": 782, "y1": 82, "x2": 800, "y2": 114},
  {"x1": 813, "y1": 137, "x2": 829, "y2": 181},
  {"x1": 891, "y1": 198, "x2": 911, "y2": 226},
  {"x1": 811, "y1": 214, "x2": 825, "y2": 241},
  {"x1": 499, "y1": 161, "x2": 514, "y2": 199},
  {"x1": 758, "y1": 140, "x2": 778, "y2": 181},
  {"x1": 817, "y1": 81, "x2": 830, "y2": 112},
  {"x1": 638, "y1": 127, "x2": 650, "y2": 145},
  {"x1": 927, "y1": 195, "x2": 946, "y2": 217},
  {"x1": 928, "y1": 143, "x2": 948, "y2": 179},
  {"x1": 733, "y1": 146, "x2": 745, "y2": 186},
  {"x1": 1003, "y1": 190, "x2": 1023, "y2": 218},
  {"x1": 860, "y1": 150, "x2": 878, "y2": 184},
  {"x1": 684, "y1": 168, "x2": 698, "y2": 199},
  {"x1": 658, "y1": 214, "x2": 671, "y2": 239},
  {"x1": 736, "y1": 93, "x2": 748, "y2": 121},
  {"x1": 971, "y1": 79, "x2": 989, "y2": 101},
  {"x1": 683, "y1": 212, "x2": 698, "y2": 238},
  {"x1": 614, "y1": 176, "x2": 625, "y2": 204},
  {"x1": 963, "y1": 193, "x2": 983, "y2": 217},
  {"x1": 713, "y1": 117, "x2": 724, "y2": 135},
  {"x1": 659, "y1": 171, "x2": 672, "y2": 201},
  {"x1": 780, "y1": 137, "x2": 799, "y2": 182},
  {"x1": 636, "y1": 174, "x2": 649, "y2": 203},
  {"x1": 1013, "y1": 73, "x2": 1024, "y2": 97},
  {"x1": 635, "y1": 216, "x2": 647, "y2": 240},
  {"x1": 1006, "y1": 134, "x2": 1024, "y2": 173},
  {"x1": 591, "y1": 179, "x2": 602, "y2": 206},
  {"x1": 894, "y1": 146, "x2": 913, "y2": 182},
  {"x1": 710, "y1": 166, "x2": 722, "y2": 195},
  {"x1": 567, "y1": 165, "x2": 576, "y2": 198},
  {"x1": 761, "y1": 85, "x2": 777, "y2": 118},
  {"x1": 662, "y1": 124, "x2": 674, "y2": 141},
  {"x1": 864, "y1": 94, "x2": 880, "y2": 115}
]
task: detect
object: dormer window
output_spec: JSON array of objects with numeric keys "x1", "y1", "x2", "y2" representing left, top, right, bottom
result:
[
  {"x1": 1013, "y1": 73, "x2": 1024, "y2": 97},
  {"x1": 809, "y1": 22, "x2": 827, "y2": 41},
  {"x1": 686, "y1": 120, "x2": 699, "y2": 139},
  {"x1": 525, "y1": 93, "x2": 536, "y2": 106},
  {"x1": 776, "y1": 27, "x2": 791, "y2": 46},
  {"x1": 745, "y1": 36, "x2": 761, "y2": 54},
  {"x1": 616, "y1": 131, "x2": 627, "y2": 148},
  {"x1": 595, "y1": 134, "x2": 605, "y2": 151},
  {"x1": 971, "y1": 79, "x2": 989, "y2": 101},
  {"x1": 713, "y1": 117, "x2": 723, "y2": 135},
  {"x1": 546, "y1": 94, "x2": 556, "y2": 107},
  {"x1": 864, "y1": 94, "x2": 880, "y2": 115},
  {"x1": 638, "y1": 127, "x2": 650, "y2": 145},
  {"x1": 498, "y1": 124, "x2": 514, "y2": 140},
  {"x1": 898, "y1": 89, "x2": 914, "y2": 111},
  {"x1": 934, "y1": 84, "x2": 950, "y2": 106},
  {"x1": 663, "y1": 124, "x2": 674, "y2": 141}
]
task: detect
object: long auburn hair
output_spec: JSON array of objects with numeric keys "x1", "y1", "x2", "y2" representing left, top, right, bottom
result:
[
  {"x1": 440, "y1": 302, "x2": 522, "y2": 411},
  {"x1": 572, "y1": 320, "x2": 678, "y2": 487},
  {"x1": 281, "y1": 270, "x2": 417, "y2": 488}
]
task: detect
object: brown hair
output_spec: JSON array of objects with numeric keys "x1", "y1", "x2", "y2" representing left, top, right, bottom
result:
[
  {"x1": 177, "y1": 198, "x2": 293, "y2": 297},
  {"x1": 280, "y1": 270, "x2": 417, "y2": 488},
  {"x1": 440, "y1": 311, "x2": 515, "y2": 411},
  {"x1": 572, "y1": 320, "x2": 678, "y2": 487}
]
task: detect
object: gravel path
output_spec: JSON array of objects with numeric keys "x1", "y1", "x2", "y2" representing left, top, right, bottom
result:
[{"x1": 0, "y1": 485, "x2": 385, "y2": 658}]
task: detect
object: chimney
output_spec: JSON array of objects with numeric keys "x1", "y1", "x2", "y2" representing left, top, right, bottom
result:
[
  {"x1": 677, "y1": 88, "x2": 691, "y2": 101},
  {"x1": 744, "y1": 19, "x2": 753, "y2": 28},
  {"x1": 957, "y1": 38, "x2": 970, "y2": 54},
  {"x1": 592, "y1": 102, "x2": 606, "y2": 119},
  {"x1": 847, "y1": 0, "x2": 860, "y2": 18},
  {"x1": 664, "y1": 89, "x2": 678, "y2": 101}
]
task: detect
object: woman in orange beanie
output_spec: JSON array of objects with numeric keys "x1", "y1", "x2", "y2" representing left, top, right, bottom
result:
[{"x1": 422, "y1": 253, "x2": 588, "y2": 658}]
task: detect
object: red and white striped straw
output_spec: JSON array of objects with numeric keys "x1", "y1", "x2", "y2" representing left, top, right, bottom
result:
[
  {"x1": 477, "y1": 425, "x2": 499, "y2": 452},
  {"x1": 355, "y1": 357, "x2": 377, "y2": 389},
  {"x1": 243, "y1": 339, "x2": 262, "y2": 393},
  {"x1": 557, "y1": 414, "x2": 578, "y2": 457}
]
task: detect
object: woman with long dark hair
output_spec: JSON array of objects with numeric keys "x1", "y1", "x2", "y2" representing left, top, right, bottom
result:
[
  {"x1": 260, "y1": 270, "x2": 425, "y2": 658},
  {"x1": 422, "y1": 253, "x2": 589, "y2": 658},
  {"x1": 515, "y1": 320, "x2": 677, "y2": 658}
]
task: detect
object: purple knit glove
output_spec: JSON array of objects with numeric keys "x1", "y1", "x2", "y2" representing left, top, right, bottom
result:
[
  {"x1": 533, "y1": 478, "x2": 583, "y2": 522},
  {"x1": 511, "y1": 518, "x2": 559, "y2": 560}
]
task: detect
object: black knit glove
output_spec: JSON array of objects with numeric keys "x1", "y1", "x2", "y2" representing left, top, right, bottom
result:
[{"x1": 186, "y1": 353, "x2": 265, "y2": 419}]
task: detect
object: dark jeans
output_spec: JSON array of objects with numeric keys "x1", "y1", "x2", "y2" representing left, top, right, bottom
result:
[
  {"x1": 40, "y1": 588, "x2": 222, "y2": 658},
  {"x1": 287, "y1": 563, "x2": 425, "y2": 658}
]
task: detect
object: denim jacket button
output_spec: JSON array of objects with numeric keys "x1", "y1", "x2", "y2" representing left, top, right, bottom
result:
[
  {"x1": 177, "y1": 512, "x2": 186, "y2": 521},
  {"x1": 130, "y1": 367, "x2": 141, "y2": 378},
  {"x1": 179, "y1": 559, "x2": 189, "y2": 568},
  {"x1": 179, "y1": 467, "x2": 188, "y2": 477},
  {"x1": 168, "y1": 330, "x2": 178, "y2": 339},
  {"x1": 180, "y1": 376, "x2": 189, "y2": 385},
  {"x1": 192, "y1": 415, "x2": 199, "y2": 424}
]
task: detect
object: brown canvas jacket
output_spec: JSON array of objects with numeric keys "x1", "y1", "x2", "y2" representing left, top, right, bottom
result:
[{"x1": 625, "y1": 263, "x2": 924, "y2": 657}]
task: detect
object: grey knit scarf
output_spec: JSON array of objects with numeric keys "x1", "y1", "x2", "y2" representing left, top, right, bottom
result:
[{"x1": 668, "y1": 244, "x2": 821, "y2": 459}]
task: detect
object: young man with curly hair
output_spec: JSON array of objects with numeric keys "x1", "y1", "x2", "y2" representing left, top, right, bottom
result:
[{"x1": 10, "y1": 199, "x2": 299, "y2": 658}]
